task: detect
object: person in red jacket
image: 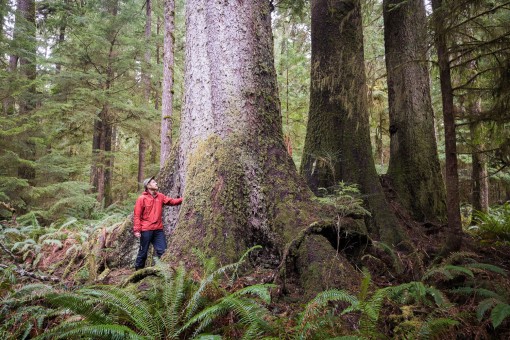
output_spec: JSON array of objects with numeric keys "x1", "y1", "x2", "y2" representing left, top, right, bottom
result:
[{"x1": 133, "y1": 176, "x2": 183, "y2": 270}]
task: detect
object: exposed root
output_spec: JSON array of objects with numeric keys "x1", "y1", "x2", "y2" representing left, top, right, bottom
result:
[{"x1": 272, "y1": 219, "x2": 370, "y2": 286}]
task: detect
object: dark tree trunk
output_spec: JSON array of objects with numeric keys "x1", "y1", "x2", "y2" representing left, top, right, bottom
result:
[
  {"x1": 160, "y1": 0, "x2": 175, "y2": 169},
  {"x1": 91, "y1": 0, "x2": 117, "y2": 207},
  {"x1": 13, "y1": 0, "x2": 36, "y2": 182},
  {"x1": 4, "y1": 0, "x2": 36, "y2": 115},
  {"x1": 383, "y1": 0, "x2": 447, "y2": 223},
  {"x1": 92, "y1": 104, "x2": 113, "y2": 206},
  {"x1": 17, "y1": 0, "x2": 36, "y2": 115},
  {"x1": 300, "y1": 0, "x2": 403, "y2": 245},
  {"x1": 55, "y1": 26, "x2": 65, "y2": 73},
  {"x1": 470, "y1": 101, "x2": 489, "y2": 213},
  {"x1": 432, "y1": 0, "x2": 463, "y2": 253}
]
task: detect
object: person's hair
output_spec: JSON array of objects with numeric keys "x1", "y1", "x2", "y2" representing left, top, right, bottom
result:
[{"x1": 143, "y1": 176, "x2": 155, "y2": 190}]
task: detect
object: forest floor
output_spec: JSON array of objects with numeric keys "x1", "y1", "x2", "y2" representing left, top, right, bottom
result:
[{"x1": 3, "y1": 177, "x2": 510, "y2": 338}]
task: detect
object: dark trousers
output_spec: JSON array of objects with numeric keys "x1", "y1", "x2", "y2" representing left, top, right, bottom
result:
[{"x1": 135, "y1": 229, "x2": 167, "y2": 270}]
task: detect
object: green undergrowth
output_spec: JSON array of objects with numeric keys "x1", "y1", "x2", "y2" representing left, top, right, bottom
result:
[
  {"x1": 2, "y1": 210, "x2": 510, "y2": 338},
  {"x1": 1, "y1": 247, "x2": 275, "y2": 340},
  {"x1": 2, "y1": 244, "x2": 510, "y2": 339},
  {"x1": 0, "y1": 209, "x2": 131, "y2": 284},
  {"x1": 469, "y1": 203, "x2": 510, "y2": 245}
]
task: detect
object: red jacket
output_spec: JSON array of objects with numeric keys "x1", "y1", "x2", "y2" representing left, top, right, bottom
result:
[{"x1": 133, "y1": 191, "x2": 183, "y2": 233}]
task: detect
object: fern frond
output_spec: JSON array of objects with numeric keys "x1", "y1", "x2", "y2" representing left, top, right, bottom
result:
[
  {"x1": 3, "y1": 283, "x2": 54, "y2": 307},
  {"x1": 464, "y1": 263, "x2": 507, "y2": 276},
  {"x1": 41, "y1": 239, "x2": 63, "y2": 248},
  {"x1": 34, "y1": 322, "x2": 146, "y2": 340},
  {"x1": 491, "y1": 302, "x2": 510, "y2": 328},
  {"x1": 230, "y1": 283, "x2": 276, "y2": 304},
  {"x1": 183, "y1": 292, "x2": 271, "y2": 338},
  {"x1": 418, "y1": 316, "x2": 459, "y2": 339},
  {"x1": 192, "y1": 248, "x2": 219, "y2": 276},
  {"x1": 393, "y1": 282, "x2": 448, "y2": 307},
  {"x1": 11, "y1": 239, "x2": 35, "y2": 252},
  {"x1": 358, "y1": 268, "x2": 371, "y2": 302},
  {"x1": 450, "y1": 287, "x2": 505, "y2": 300},
  {"x1": 46, "y1": 291, "x2": 112, "y2": 325},
  {"x1": 477, "y1": 298, "x2": 497, "y2": 321},
  {"x1": 194, "y1": 335, "x2": 222, "y2": 340},
  {"x1": 442, "y1": 251, "x2": 479, "y2": 264},
  {"x1": 162, "y1": 264, "x2": 189, "y2": 337},
  {"x1": 79, "y1": 285, "x2": 161, "y2": 337},
  {"x1": 426, "y1": 286, "x2": 449, "y2": 307},
  {"x1": 422, "y1": 264, "x2": 474, "y2": 281},
  {"x1": 372, "y1": 241, "x2": 403, "y2": 274},
  {"x1": 184, "y1": 252, "x2": 254, "y2": 321},
  {"x1": 298, "y1": 289, "x2": 358, "y2": 337},
  {"x1": 182, "y1": 302, "x2": 229, "y2": 335}
]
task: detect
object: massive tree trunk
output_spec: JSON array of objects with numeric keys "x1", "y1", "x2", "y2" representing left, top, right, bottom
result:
[
  {"x1": 300, "y1": 0, "x2": 403, "y2": 245},
  {"x1": 160, "y1": 0, "x2": 367, "y2": 289},
  {"x1": 383, "y1": 0, "x2": 447, "y2": 223},
  {"x1": 160, "y1": 0, "x2": 175, "y2": 169},
  {"x1": 431, "y1": 0, "x2": 463, "y2": 253}
]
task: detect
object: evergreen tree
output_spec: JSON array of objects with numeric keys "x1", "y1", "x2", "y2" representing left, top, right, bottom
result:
[
  {"x1": 431, "y1": 0, "x2": 463, "y2": 253},
  {"x1": 300, "y1": 0, "x2": 404, "y2": 245},
  {"x1": 383, "y1": 0, "x2": 447, "y2": 223}
]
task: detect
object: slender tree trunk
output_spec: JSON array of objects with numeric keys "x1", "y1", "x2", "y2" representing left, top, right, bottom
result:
[
  {"x1": 300, "y1": 0, "x2": 403, "y2": 245},
  {"x1": 13, "y1": 0, "x2": 36, "y2": 182},
  {"x1": 91, "y1": 0, "x2": 117, "y2": 207},
  {"x1": 138, "y1": 0, "x2": 152, "y2": 189},
  {"x1": 138, "y1": 136, "x2": 146, "y2": 190},
  {"x1": 17, "y1": 0, "x2": 36, "y2": 115},
  {"x1": 2, "y1": 0, "x2": 12, "y2": 114},
  {"x1": 4, "y1": 0, "x2": 33, "y2": 115},
  {"x1": 55, "y1": 1, "x2": 68, "y2": 74},
  {"x1": 383, "y1": 0, "x2": 447, "y2": 223},
  {"x1": 432, "y1": 0, "x2": 463, "y2": 253},
  {"x1": 470, "y1": 100, "x2": 489, "y2": 213},
  {"x1": 376, "y1": 110, "x2": 384, "y2": 167},
  {"x1": 160, "y1": 0, "x2": 175, "y2": 169},
  {"x1": 92, "y1": 104, "x2": 113, "y2": 206},
  {"x1": 153, "y1": 15, "x2": 161, "y2": 166}
]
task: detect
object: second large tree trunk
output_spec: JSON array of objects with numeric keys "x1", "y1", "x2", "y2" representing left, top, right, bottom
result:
[
  {"x1": 300, "y1": 0, "x2": 403, "y2": 245},
  {"x1": 383, "y1": 0, "x2": 447, "y2": 223}
]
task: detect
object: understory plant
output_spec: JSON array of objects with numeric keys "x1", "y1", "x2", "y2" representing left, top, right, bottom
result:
[
  {"x1": 0, "y1": 247, "x2": 274, "y2": 339},
  {"x1": 294, "y1": 269, "x2": 455, "y2": 339},
  {"x1": 424, "y1": 252, "x2": 510, "y2": 331},
  {"x1": 470, "y1": 203, "x2": 510, "y2": 244}
]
